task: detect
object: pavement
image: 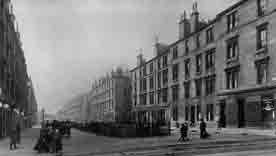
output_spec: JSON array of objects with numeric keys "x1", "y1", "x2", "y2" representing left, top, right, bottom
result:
[{"x1": 0, "y1": 126, "x2": 276, "y2": 156}]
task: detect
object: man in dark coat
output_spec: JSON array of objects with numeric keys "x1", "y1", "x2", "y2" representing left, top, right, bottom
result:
[
  {"x1": 200, "y1": 119, "x2": 210, "y2": 139},
  {"x1": 178, "y1": 123, "x2": 189, "y2": 142}
]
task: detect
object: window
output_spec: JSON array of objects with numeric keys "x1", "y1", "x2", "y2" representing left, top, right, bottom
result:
[
  {"x1": 150, "y1": 63, "x2": 154, "y2": 73},
  {"x1": 162, "y1": 88, "x2": 168, "y2": 103},
  {"x1": 206, "y1": 27, "x2": 214, "y2": 43},
  {"x1": 172, "y1": 85, "x2": 179, "y2": 102},
  {"x1": 184, "y1": 82, "x2": 190, "y2": 98},
  {"x1": 227, "y1": 11, "x2": 238, "y2": 32},
  {"x1": 227, "y1": 37, "x2": 239, "y2": 60},
  {"x1": 172, "y1": 46, "x2": 178, "y2": 59},
  {"x1": 142, "y1": 78, "x2": 147, "y2": 91},
  {"x1": 206, "y1": 104, "x2": 214, "y2": 121},
  {"x1": 139, "y1": 94, "x2": 147, "y2": 105},
  {"x1": 162, "y1": 55, "x2": 168, "y2": 68},
  {"x1": 172, "y1": 64, "x2": 179, "y2": 82},
  {"x1": 157, "y1": 90, "x2": 161, "y2": 104},
  {"x1": 157, "y1": 72, "x2": 161, "y2": 88},
  {"x1": 139, "y1": 79, "x2": 143, "y2": 91},
  {"x1": 196, "y1": 54, "x2": 202, "y2": 74},
  {"x1": 257, "y1": 23, "x2": 268, "y2": 50},
  {"x1": 162, "y1": 69, "x2": 168, "y2": 85},
  {"x1": 157, "y1": 58, "x2": 161, "y2": 70},
  {"x1": 258, "y1": 0, "x2": 268, "y2": 16},
  {"x1": 205, "y1": 75, "x2": 216, "y2": 95},
  {"x1": 143, "y1": 66, "x2": 147, "y2": 76},
  {"x1": 196, "y1": 34, "x2": 200, "y2": 48},
  {"x1": 149, "y1": 76, "x2": 154, "y2": 89},
  {"x1": 195, "y1": 79, "x2": 202, "y2": 97},
  {"x1": 184, "y1": 59, "x2": 190, "y2": 80},
  {"x1": 185, "y1": 40, "x2": 189, "y2": 55},
  {"x1": 149, "y1": 92, "x2": 154, "y2": 105},
  {"x1": 133, "y1": 72, "x2": 137, "y2": 80},
  {"x1": 226, "y1": 68, "x2": 239, "y2": 89},
  {"x1": 256, "y1": 60, "x2": 268, "y2": 84},
  {"x1": 205, "y1": 49, "x2": 215, "y2": 71}
]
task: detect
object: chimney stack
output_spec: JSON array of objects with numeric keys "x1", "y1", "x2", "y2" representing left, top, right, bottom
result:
[
  {"x1": 137, "y1": 53, "x2": 144, "y2": 66},
  {"x1": 190, "y1": 2, "x2": 199, "y2": 33},
  {"x1": 178, "y1": 10, "x2": 191, "y2": 39}
]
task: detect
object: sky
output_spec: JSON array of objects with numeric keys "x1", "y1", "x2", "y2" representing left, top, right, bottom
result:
[{"x1": 11, "y1": 0, "x2": 238, "y2": 114}]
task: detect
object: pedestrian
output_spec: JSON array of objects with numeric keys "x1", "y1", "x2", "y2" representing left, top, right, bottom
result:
[
  {"x1": 199, "y1": 119, "x2": 210, "y2": 139},
  {"x1": 16, "y1": 122, "x2": 21, "y2": 144},
  {"x1": 177, "y1": 123, "x2": 189, "y2": 142},
  {"x1": 9, "y1": 127, "x2": 17, "y2": 150}
]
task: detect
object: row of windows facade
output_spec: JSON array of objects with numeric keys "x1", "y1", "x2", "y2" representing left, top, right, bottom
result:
[{"x1": 131, "y1": 0, "x2": 275, "y2": 124}]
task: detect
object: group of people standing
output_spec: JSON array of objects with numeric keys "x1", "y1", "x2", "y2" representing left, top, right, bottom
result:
[
  {"x1": 33, "y1": 120, "x2": 71, "y2": 154},
  {"x1": 178, "y1": 119, "x2": 210, "y2": 142}
]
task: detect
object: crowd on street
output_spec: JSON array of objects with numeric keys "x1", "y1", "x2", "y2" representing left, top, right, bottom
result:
[{"x1": 33, "y1": 120, "x2": 71, "y2": 154}]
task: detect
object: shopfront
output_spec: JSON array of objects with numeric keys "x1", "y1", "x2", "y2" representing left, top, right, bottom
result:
[{"x1": 218, "y1": 86, "x2": 276, "y2": 128}]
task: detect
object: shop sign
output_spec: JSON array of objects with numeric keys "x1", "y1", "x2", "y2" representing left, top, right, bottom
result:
[{"x1": 263, "y1": 97, "x2": 274, "y2": 111}]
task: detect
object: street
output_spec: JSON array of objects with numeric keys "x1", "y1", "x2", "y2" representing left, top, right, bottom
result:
[{"x1": 1, "y1": 127, "x2": 276, "y2": 156}]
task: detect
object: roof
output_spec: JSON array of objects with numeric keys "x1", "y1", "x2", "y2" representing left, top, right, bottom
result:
[{"x1": 130, "y1": 0, "x2": 249, "y2": 72}]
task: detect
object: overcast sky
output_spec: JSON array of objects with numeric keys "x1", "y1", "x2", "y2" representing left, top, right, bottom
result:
[{"x1": 11, "y1": 0, "x2": 238, "y2": 114}]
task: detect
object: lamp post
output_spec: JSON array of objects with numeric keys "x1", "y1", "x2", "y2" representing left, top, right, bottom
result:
[{"x1": 41, "y1": 108, "x2": 45, "y2": 125}]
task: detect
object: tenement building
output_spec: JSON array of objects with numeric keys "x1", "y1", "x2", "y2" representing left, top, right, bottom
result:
[
  {"x1": 0, "y1": 0, "x2": 37, "y2": 138},
  {"x1": 131, "y1": 0, "x2": 276, "y2": 128},
  {"x1": 86, "y1": 67, "x2": 132, "y2": 123}
]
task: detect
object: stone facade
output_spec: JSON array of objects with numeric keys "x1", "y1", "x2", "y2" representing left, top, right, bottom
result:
[
  {"x1": 131, "y1": 0, "x2": 276, "y2": 128},
  {"x1": 0, "y1": 0, "x2": 36, "y2": 138},
  {"x1": 86, "y1": 68, "x2": 132, "y2": 123}
]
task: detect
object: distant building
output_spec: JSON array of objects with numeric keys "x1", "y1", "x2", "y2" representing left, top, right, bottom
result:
[
  {"x1": 86, "y1": 67, "x2": 132, "y2": 123},
  {"x1": 57, "y1": 93, "x2": 88, "y2": 122},
  {"x1": 131, "y1": 0, "x2": 276, "y2": 129}
]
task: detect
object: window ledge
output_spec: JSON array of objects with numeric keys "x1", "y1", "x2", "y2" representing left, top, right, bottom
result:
[
  {"x1": 256, "y1": 46, "x2": 267, "y2": 55},
  {"x1": 226, "y1": 57, "x2": 239, "y2": 64}
]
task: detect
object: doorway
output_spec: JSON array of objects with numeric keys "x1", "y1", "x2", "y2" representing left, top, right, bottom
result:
[
  {"x1": 237, "y1": 98, "x2": 245, "y2": 128},
  {"x1": 219, "y1": 101, "x2": 226, "y2": 128},
  {"x1": 191, "y1": 106, "x2": 195, "y2": 125}
]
